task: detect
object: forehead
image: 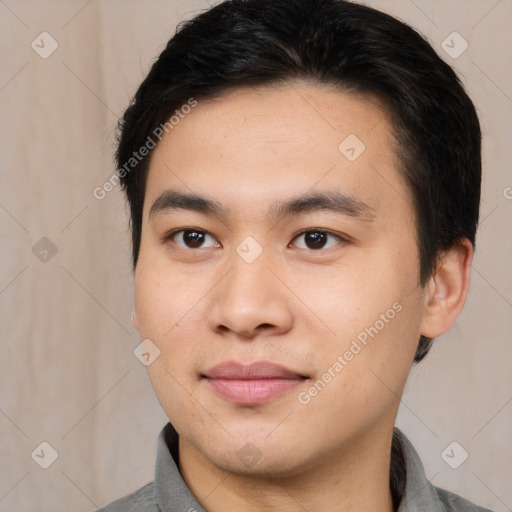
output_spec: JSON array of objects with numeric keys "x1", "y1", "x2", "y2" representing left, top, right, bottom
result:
[{"x1": 144, "y1": 83, "x2": 411, "y2": 225}]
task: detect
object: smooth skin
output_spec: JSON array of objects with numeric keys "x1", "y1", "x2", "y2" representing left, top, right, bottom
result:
[{"x1": 132, "y1": 82, "x2": 473, "y2": 512}]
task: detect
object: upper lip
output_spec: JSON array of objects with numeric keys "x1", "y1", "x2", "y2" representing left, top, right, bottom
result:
[{"x1": 203, "y1": 361, "x2": 307, "y2": 379}]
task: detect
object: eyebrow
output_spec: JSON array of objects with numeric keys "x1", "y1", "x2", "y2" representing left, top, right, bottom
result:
[{"x1": 149, "y1": 189, "x2": 375, "y2": 223}]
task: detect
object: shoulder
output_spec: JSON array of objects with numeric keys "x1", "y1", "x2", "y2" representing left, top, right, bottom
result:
[
  {"x1": 94, "y1": 482, "x2": 157, "y2": 512},
  {"x1": 434, "y1": 486, "x2": 494, "y2": 512},
  {"x1": 393, "y1": 428, "x2": 494, "y2": 512}
]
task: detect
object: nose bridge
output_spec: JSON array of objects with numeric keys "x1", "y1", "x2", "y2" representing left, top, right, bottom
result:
[
  {"x1": 224, "y1": 244, "x2": 275, "y2": 313},
  {"x1": 207, "y1": 242, "x2": 293, "y2": 337}
]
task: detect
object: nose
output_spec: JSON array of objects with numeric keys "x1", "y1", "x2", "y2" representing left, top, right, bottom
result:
[{"x1": 206, "y1": 249, "x2": 294, "y2": 340}]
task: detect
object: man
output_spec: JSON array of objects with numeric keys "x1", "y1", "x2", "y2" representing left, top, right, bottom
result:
[{"x1": 97, "y1": 0, "x2": 492, "y2": 510}]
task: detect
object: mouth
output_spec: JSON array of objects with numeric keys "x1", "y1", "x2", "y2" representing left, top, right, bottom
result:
[{"x1": 202, "y1": 361, "x2": 309, "y2": 405}]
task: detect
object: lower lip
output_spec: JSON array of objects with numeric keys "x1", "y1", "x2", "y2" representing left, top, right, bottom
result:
[{"x1": 206, "y1": 378, "x2": 305, "y2": 405}]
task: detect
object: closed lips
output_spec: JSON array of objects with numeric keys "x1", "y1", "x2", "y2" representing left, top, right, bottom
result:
[{"x1": 203, "y1": 361, "x2": 308, "y2": 380}]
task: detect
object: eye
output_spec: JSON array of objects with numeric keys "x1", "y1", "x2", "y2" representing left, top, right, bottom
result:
[
  {"x1": 164, "y1": 229, "x2": 220, "y2": 249},
  {"x1": 290, "y1": 230, "x2": 345, "y2": 250}
]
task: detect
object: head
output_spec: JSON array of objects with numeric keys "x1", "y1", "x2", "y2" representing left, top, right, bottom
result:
[{"x1": 117, "y1": 0, "x2": 481, "y2": 478}]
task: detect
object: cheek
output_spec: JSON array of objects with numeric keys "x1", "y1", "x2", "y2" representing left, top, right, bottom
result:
[
  {"x1": 134, "y1": 256, "x2": 208, "y2": 373},
  {"x1": 145, "y1": 353, "x2": 209, "y2": 442},
  {"x1": 134, "y1": 255, "x2": 200, "y2": 338},
  {"x1": 287, "y1": 258, "x2": 399, "y2": 339},
  {"x1": 135, "y1": 262, "x2": 206, "y2": 421},
  {"x1": 296, "y1": 299, "x2": 419, "y2": 435},
  {"x1": 291, "y1": 251, "x2": 421, "y2": 389}
]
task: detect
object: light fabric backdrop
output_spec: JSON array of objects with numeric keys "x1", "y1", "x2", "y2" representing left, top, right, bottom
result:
[{"x1": 1, "y1": 0, "x2": 510, "y2": 510}]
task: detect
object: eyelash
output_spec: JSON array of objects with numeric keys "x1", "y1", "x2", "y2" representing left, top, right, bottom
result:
[{"x1": 161, "y1": 228, "x2": 347, "y2": 252}]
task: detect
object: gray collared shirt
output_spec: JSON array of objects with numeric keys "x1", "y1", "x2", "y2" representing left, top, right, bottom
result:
[{"x1": 96, "y1": 422, "x2": 493, "y2": 511}]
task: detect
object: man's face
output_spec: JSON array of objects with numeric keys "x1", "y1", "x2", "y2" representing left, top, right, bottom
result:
[{"x1": 133, "y1": 84, "x2": 427, "y2": 475}]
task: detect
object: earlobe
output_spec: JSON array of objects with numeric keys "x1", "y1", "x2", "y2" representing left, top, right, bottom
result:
[
  {"x1": 132, "y1": 309, "x2": 141, "y2": 331},
  {"x1": 419, "y1": 238, "x2": 473, "y2": 339}
]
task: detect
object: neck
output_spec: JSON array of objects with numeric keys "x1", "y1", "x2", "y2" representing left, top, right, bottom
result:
[{"x1": 178, "y1": 426, "x2": 396, "y2": 512}]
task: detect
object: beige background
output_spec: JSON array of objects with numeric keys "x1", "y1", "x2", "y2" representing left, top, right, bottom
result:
[{"x1": 0, "y1": 0, "x2": 510, "y2": 510}]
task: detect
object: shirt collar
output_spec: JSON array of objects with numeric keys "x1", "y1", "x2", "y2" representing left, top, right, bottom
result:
[
  {"x1": 394, "y1": 428, "x2": 444, "y2": 512},
  {"x1": 154, "y1": 422, "x2": 206, "y2": 512},
  {"x1": 153, "y1": 422, "x2": 442, "y2": 512}
]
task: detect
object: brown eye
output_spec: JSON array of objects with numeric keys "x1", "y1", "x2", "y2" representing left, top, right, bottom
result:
[
  {"x1": 292, "y1": 230, "x2": 343, "y2": 250},
  {"x1": 167, "y1": 229, "x2": 220, "y2": 249}
]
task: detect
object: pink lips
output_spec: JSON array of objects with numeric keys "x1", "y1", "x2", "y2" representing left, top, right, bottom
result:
[{"x1": 203, "y1": 361, "x2": 307, "y2": 405}]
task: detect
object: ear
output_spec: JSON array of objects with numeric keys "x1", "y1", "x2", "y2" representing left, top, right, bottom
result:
[
  {"x1": 419, "y1": 238, "x2": 473, "y2": 339},
  {"x1": 132, "y1": 309, "x2": 141, "y2": 331}
]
